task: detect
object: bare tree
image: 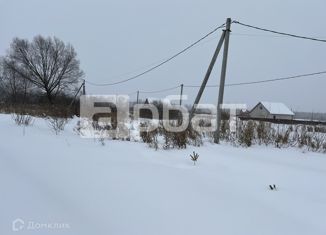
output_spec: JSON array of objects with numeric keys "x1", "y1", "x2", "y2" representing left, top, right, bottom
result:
[
  {"x1": 0, "y1": 59, "x2": 33, "y2": 104},
  {"x1": 3, "y1": 36, "x2": 84, "y2": 104}
]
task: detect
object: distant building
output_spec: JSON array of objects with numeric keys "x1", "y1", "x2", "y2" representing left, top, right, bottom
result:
[{"x1": 249, "y1": 102, "x2": 294, "y2": 120}]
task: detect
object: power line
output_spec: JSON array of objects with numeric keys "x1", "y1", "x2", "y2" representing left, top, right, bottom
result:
[
  {"x1": 89, "y1": 70, "x2": 326, "y2": 95},
  {"x1": 139, "y1": 85, "x2": 181, "y2": 94},
  {"x1": 184, "y1": 70, "x2": 326, "y2": 88},
  {"x1": 85, "y1": 36, "x2": 220, "y2": 86},
  {"x1": 231, "y1": 33, "x2": 290, "y2": 38},
  {"x1": 84, "y1": 23, "x2": 226, "y2": 87},
  {"x1": 122, "y1": 70, "x2": 326, "y2": 97},
  {"x1": 233, "y1": 21, "x2": 326, "y2": 43},
  {"x1": 184, "y1": 84, "x2": 217, "y2": 88},
  {"x1": 232, "y1": 33, "x2": 326, "y2": 39},
  {"x1": 226, "y1": 70, "x2": 326, "y2": 86}
]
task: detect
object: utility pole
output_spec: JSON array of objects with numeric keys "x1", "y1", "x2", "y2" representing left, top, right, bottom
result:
[
  {"x1": 179, "y1": 84, "x2": 184, "y2": 105},
  {"x1": 189, "y1": 30, "x2": 226, "y2": 118},
  {"x1": 214, "y1": 18, "x2": 231, "y2": 144},
  {"x1": 136, "y1": 90, "x2": 139, "y2": 104},
  {"x1": 82, "y1": 80, "x2": 86, "y2": 95},
  {"x1": 68, "y1": 82, "x2": 84, "y2": 109}
]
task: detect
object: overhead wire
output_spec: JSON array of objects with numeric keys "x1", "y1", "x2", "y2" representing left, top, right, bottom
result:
[
  {"x1": 84, "y1": 23, "x2": 226, "y2": 86},
  {"x1": 84, "y1": 20, "x2": 326, "y2": 96},
  {"x1": 183, "y1": 70, "x2": 326, "y2": 88},
  {"x1": 139, "y1": 85, "x2": 181, "y2": 94},
  {"x1": 232, "y1": 21, "x2": 326, "y2": 43},
  {"x1": 118, "y1": 70, "x2": 326, "y2": 96}
]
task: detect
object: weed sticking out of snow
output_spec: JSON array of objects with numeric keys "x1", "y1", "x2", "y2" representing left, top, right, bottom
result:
[
  {"x1": 269, "y1": 184, "x2": 277, "y2": 191},
  {"x1": 190, "y1": 151, "x2": 199, "y2": 165},
  {"x1": 46, "y1": 117, "x2": 68, "y2": 135}
]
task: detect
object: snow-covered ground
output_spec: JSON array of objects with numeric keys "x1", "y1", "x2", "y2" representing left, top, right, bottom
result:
[{"x1": 0, "y1": 114, "x2": 326, "y2": 235}]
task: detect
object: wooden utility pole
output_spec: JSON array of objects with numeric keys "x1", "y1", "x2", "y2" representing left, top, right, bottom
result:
[
  {"x1": 189, "y1": 30, "x2": 226, "y2": 118},
  {"x1": 214, "y1": 18, "x2": 231, "y2": 144},
  {"x1": 179, "y1": 84, "x2": 184, "y2": 105},
  {"x1": 136, "y1": 90, "x2": 139, "y2": 104},
  {"x1": 68, "y1": 82, "x2": 84, "y2": 108},
  {"x1": 82, "y1": 80, "x2": 86, "y2": 95}
]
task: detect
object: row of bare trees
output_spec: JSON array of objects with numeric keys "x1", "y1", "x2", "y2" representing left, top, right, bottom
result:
[{"x1": 0, "y1": 35, "x2": 84, "y2": 106}]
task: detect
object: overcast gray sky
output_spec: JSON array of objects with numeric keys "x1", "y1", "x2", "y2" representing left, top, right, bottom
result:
[{"x1": 1, "y1": 0, "x2": 325, "y2": 112}]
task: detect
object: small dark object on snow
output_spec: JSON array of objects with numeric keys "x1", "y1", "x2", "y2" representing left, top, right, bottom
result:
[
  {"x1": 269, "y1": 184, "x2": 277, "y2": 190},
  {"x1": 190, "y1": 151, "x2": 199, "y2": 165}
]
